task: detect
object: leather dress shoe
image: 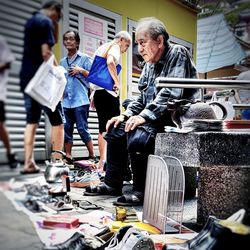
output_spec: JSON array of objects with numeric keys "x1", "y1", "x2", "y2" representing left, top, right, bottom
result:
[{"x1": 163, "y1": 218, "x2": 250, "y2": 250}]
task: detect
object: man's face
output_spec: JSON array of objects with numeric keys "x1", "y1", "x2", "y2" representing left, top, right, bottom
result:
[
  {"x1": 48, "y1": 8, "x2": 61, "y2": 23},
  {"x1": 135, "y1": 29, "x2": 161, "y2": 64},
  {"x1": 120, "y1": 39, "x2": 131, "y2": 53},
  {"x1": 63, "y1": 32, "x2": 78, "y2": 51}
]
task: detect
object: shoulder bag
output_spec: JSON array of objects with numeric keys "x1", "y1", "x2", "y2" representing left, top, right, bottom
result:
[{"x1": 86, "y1": 43, "x2": 122, "y2": 91}]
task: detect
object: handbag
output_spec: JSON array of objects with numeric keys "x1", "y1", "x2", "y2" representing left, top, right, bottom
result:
[
  {"x1": 25, "y1": 55, "x2": 67, "y2": 112},
  {"x1": 86, "y1": 43, "x2": 122, "y2": 91}
]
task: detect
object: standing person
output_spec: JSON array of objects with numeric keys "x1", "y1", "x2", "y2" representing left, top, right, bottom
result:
[
  {"x1": 19, "y1": 1, "x2": 64, "y2": 174},
  {"x1": 60, "y1": 30, "x2": 96, "y2": 164},
  {"x1": 91, "y1": 31, "x2": 132, "y2": 170},
  {"x1": 0, "y1": 35, "x2": 20, "y2": 168},
  {"x1": 84, "y1": 17, "x2": 200, "y2": 206}
]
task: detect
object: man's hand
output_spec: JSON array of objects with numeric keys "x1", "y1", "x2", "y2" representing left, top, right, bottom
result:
[
  {"x1": 125, "y1": 115, "x2": 146, "y2": 132},
  {"x1": 113, "y1": 83, "x2": 120, "y2": 94},
  {"x1": 106, "y1": 115, "x2": 125, "y2": 131}
]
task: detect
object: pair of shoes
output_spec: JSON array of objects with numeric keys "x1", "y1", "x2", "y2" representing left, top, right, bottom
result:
[
  {"x1": 47, "y1": 200, "x2": 74, "y2": 211},
  {"x1": 20, "y1": 167, "x2": 40, "y2": 175},
  {"x1": 74, "y1": 200, "x2": 103, "y2": 210},
  {"x1": 43, "y1": 231, "x2": 107, "y2": 250},
  {"x1": 7, "y1": 153, "x2": 20, "y2": 169},
  {"x1": 70, "y1": 171, "x2": 101, "y2": 188},
  {"x1": 105, "y1": 225, "x2": 154, "y2": 250},
  {"x1": 83, "y1": 182, "x2": 122, "y2": 196},
  {"x1": 113, "y1": 191, "x2": 144, "y2": 206},
  {"x1": 163, "y1": 212, "x2": 250, "y2": 250}
]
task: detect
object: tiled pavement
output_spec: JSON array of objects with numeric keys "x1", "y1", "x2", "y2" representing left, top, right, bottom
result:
[{"x1": 0, "y1": 163, "x2": 198, "y2": 250}]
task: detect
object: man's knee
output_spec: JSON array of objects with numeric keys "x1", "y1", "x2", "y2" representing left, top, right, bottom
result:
[
  {"x1": 127, "y1": 127, "x2": 156, "y2": 152},
  {"x1": 104, "y1": 122, "x2": 126, "y2": 143}
]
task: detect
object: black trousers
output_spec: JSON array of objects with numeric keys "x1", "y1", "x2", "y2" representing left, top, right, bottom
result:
[{"x1": 104, "y1": 121, "x2": 156, "y2": 193}]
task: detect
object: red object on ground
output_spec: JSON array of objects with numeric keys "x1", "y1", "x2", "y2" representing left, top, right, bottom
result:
[{"x1": 43, "y1": 215, "x2": 79, "y2": 229}]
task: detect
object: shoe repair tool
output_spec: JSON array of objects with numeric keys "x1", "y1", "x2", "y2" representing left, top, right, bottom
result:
[{"x1": 44, "y1": 150, "x2": 70, "y2": 183}]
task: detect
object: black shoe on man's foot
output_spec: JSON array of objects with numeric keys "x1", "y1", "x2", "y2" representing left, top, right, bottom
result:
[
  {"x1": 84, "y1": 183, "x2": 122, "y2": 196},
  {"x1": 8, "y1": 153, "x2": 20, "y2": 169}
]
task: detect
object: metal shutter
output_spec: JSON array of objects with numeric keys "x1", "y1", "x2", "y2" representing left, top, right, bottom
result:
[
  {"x1": 65, "y1": 0, "x2": 121, "y2": 158},
  {"x1": 0, "y1": 0, "x2": 47, "y2": 163}
]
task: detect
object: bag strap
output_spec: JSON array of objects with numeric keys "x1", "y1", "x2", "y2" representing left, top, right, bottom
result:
[{"x1": 103, "y1": 42, "x2": 117, "y2": 59}]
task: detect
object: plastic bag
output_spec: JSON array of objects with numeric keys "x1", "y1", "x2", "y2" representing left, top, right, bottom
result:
[{"x1": 25, "y1": 55, "x2": 67, "y2": 112}]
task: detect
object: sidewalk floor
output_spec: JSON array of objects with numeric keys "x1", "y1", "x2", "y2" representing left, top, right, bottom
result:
[{"x1": 0, "y1": 162, "x2": 199, "y2": 250}]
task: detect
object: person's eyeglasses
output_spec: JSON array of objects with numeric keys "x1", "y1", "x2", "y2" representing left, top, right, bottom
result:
[{"x1": 63, "y1": 37, "x2": 76, "y2": 41}]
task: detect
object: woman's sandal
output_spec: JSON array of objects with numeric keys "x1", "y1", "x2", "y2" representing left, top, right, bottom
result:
[
  {"x1": 84, "y1": 183, "x2": 121, "y2": 196},
  {"x1": 20, "y1": 167, "x2": 40, "y2": 175},
  {"x1": 113, "y1": 192, "x2": 143, "y2": 206}
]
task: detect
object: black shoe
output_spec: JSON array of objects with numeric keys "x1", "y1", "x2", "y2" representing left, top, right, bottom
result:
[
  {"x1": 7, "y1": 153, "x2": 20, "y2": 169},
  {"x1": 163, "y1": 218, "x2": 250, "y2": 250},
  {"x1": 65, "y1": 156, "x2": 74, "y2": 165}
]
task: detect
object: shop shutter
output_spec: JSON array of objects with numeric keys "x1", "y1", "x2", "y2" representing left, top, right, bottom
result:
[
  {"x1": 0, "y1": 0, "x2": 47, "y2": 163},
  {"x1": 65, "y1": 0, "x2": 122, "y2": 158}
]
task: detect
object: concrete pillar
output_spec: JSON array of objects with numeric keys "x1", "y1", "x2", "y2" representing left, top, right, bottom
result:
[{"x1": 154, "y1": 132, "x2": 250, "y2": 225}]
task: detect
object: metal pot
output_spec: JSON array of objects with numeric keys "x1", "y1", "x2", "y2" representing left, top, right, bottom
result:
[{"x1": 44, "y1": 150, "x2": 70, "y2": 183}]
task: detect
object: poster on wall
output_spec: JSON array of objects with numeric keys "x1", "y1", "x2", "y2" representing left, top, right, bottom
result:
[{"x1": 79, "y1": 13, "x2": 107, "y2": 57}]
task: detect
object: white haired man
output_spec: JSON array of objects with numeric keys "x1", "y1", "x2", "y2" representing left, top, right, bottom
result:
[{"x1": 85, "y1": 17, "x2": 199, "y2": 206}]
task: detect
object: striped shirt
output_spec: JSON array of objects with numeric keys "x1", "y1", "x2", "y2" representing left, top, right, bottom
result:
[{"x1": 123, "y1": 42, "x2": 200, "y2": 125}]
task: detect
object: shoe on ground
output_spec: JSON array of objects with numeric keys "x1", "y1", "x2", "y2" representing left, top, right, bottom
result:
[
  {"x1": 20, "y1": 167, "x2": 40, "y2": 175},
  {"x1": 70, "y1": 171, "x2": 101, "y2": 188},
  {"x1": 84, "y1": 182, "x2": 122, "y2": 196},
  {"x1": 65, "y1": 156, "x2": 74, "y2": 165},
  {"x1": 7, "y1": 153, "x2": 20, "y2": 169}
]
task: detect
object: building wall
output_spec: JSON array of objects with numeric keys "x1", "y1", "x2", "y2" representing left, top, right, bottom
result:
[
  {"x1": 88, "y1": 0, "x2": 197, "y2": 46},
  {"x1": 87, "y1": 0, "x2": 198, "y2": 99},
  {"x1": 0, "y1": 0, "x2": 198, "y2": 163}
]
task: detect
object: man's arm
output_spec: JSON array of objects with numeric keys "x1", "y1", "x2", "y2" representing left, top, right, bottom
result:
[
  {"x1": 106, "y1": 54, "x2": 119, "y2": 92},
  {"x1": 41, "y1": 44, "x2": 52, "y2": 62}
]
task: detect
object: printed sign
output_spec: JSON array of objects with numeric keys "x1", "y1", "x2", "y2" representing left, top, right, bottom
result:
[{"x1": 79, "y1": 13, "x2": 107, "y2": 57}]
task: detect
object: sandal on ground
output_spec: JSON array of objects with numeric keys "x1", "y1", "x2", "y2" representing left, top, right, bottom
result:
[
  {"x1": 20, "y1": 167, "x2": 40, "y2": 175},
  {"x1": 113, "y1": 192, "x2": 144, "y2": 206},
  {"x1": 84, "y1": 183, "x2": 121, "y2": 196},
  {"x1": 65, "y1": 156, "x2": 74, "y2": 165}
]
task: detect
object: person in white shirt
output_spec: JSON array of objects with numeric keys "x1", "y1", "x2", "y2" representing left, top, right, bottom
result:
[
  {"x1": 0, "y1": 35, "x2": 20, "y2": 168},
  {"x1": 90, "y1": 31, "x2": 131, "y2": 170}
]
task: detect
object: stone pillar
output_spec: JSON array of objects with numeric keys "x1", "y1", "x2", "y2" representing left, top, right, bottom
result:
[{"x1": 154, "y1": 132, "x2": 250, "y2": 225}]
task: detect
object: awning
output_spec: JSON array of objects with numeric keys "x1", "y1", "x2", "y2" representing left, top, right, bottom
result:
[{"x1": 196, "y1": 14, "x2": 246, "y2": 73}]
